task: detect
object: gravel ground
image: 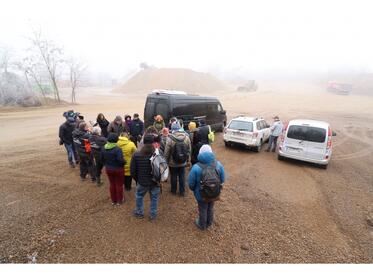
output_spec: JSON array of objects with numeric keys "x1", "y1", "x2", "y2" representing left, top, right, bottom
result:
[{"x1": 0, "y1": 87, "x2": 372, "y2": 263}]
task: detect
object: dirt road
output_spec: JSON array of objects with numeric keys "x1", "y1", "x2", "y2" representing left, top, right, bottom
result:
[{"x1": 0, "y1": 85, "x2": 372, "y2": 263}]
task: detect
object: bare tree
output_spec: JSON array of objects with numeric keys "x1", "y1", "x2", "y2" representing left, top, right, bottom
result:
[
  {"x1": 29, "y1": 28, "x2": 64, "y2": 102},
  {"x1": 0, "y1": 47, "x2": 12, "y2": 74},
  {"x1": 19, "y1": 56, "x2": 48, "y2": 100},
  {"x1": 69, "y1": 57, "x2": 86, "y2": 104}
]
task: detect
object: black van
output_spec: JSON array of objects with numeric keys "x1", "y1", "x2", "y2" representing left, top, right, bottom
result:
[{"x1": 144, "y1": 90, "x2": 227, "y2": 131}]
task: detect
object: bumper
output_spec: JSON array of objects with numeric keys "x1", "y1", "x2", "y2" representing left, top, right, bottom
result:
[
  {"x1": 223, "y1": 136, "x2": 259, "y2": 147},
  {"x1": 278, "y1": 149, "x2": 330, "y2": 165}
]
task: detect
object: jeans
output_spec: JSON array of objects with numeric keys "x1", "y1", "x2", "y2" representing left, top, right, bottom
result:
[
  {"x1": 64, "y1": 143, "x2": 76, "y2": 164},
  {"x1": 79, "y1": 153, "x2": 95, "y2": 179},
  {"x1": 134, "y1": 184, "x2": 160, "y2": 218},
  {"x1": 106, "y1": 168, "x2": 124, "y2": 203},
  {"x1": 267, "y1": 135, "x2": 278, "y2": 152},
  {"x1": 170, "y1": 166, "x2": 186, "y2": 194},
  {"x1": 197, "y1": 201, "x2": 215, "y2": 229}
]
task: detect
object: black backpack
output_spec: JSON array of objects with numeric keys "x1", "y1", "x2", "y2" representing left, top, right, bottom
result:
[
  {"x1": 171, "y1": 136, "x2": 188, "y2": 164},
  {"x1": 198, "y1": 162, "x2": 222, "y2": 201}
]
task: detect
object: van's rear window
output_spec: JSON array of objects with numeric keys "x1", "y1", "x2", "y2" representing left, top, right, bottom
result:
[
  {"x1": 287, "y1": 125, "x2": 326, "y2": 143},
  {"x1": 228, "y1": 120, "x2": 253, "y2": 132}
]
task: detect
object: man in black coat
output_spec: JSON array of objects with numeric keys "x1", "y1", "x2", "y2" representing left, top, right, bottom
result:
[
  {"x1": 89, "y1": 126, "x2": 107, "y2": 186},
  {"x1": 59, "y1": 111, "x2": 77, "y2": 167},
  {"x1": 130, "y1": 113, "x2": 144, "y2": 147}
]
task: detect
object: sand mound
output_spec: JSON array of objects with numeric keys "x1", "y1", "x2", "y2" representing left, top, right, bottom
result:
[{"x1": 113, "y1": 68, "x2": 226, "y2": 94}]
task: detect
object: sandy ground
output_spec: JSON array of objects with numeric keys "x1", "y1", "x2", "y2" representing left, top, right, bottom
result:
[{"x1": 0, "y1": 84, "x2": 372, "y2": 263}]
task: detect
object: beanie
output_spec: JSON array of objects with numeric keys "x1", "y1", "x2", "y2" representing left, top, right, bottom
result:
[
  {"x1": 107, "y1": 133, "x2": 119, "y2": 143},
  {"x1": 199, "y1": 144, "x2": 212, "y2": 154}
]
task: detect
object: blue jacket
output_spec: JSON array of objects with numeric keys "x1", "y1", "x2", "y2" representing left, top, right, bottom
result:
[
  {"x1": 188, "y1": 152, "x2": 225, "y2": 202},
  {"x1": 102, "y1": 144, "x2": 125, "y2": 170}
]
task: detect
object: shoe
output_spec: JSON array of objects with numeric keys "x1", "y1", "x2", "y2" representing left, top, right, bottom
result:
[
  {"x1": 69, "y1": 163, "x2": 75, "y2": 168},
  {"x1": 133, "y1": 212, "x2": 144, "y2": 219},
  {"x1": 179, "y1": 192, "x2": 186, "y2": 197},
  {"x1": 265, "y1": 149, "x2": 270, "y2": 152},
  {"x1": 149, "y1": 215, "x2": 157, "y2": 222},
  {"x1": 80, "y1": 177, "x2": 86, "y2": 182},
  {"x1": 96, "y1": 180, "x2": 103, "y2": 187},
  {"x1": 194, "y1": 218, "x2": 205, "y2": 230},
  {"x1": 111, "y1": 202, "x2": 116, "y2": 206}
]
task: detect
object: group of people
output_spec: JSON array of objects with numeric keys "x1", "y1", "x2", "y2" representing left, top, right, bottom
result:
[{"x1": 59, "y1": 111, "x2": 226, "y2": 230}]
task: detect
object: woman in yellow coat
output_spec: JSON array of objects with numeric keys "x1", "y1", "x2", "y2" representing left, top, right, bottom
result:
[{"x1": 117, "y1": 132, "x2": 137, "y2": 191}]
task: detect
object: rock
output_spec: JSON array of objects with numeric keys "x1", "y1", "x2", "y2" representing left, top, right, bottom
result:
[{"x1": 241, "y1": 245, "x2": 250, "y2": 251}]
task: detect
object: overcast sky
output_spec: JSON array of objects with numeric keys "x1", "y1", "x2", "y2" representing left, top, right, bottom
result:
[{"x1": 1, "y1": 0, "x2": 373, "y2": 78}]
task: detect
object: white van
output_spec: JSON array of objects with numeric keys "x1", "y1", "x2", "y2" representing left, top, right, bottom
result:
[{"x1": 278, "y1": 119, "x2": 336, "y2": 169}]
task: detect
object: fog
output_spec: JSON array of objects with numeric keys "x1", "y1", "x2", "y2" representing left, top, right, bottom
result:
[{"x1": 1, "y1": 0, "x2": 373, "y2": 79}]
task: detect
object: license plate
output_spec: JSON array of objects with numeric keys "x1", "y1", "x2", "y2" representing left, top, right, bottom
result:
[
  {"x1": 287, "y1": 147, "x2": 301, "y2": 153},
  {"x1": 233, "y1": 131, "x2": 243, "y2": 136}
]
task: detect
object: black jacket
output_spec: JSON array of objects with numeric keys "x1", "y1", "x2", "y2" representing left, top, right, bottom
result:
[
  {"x1": 72, "y1": 129, "x2": 90, "y2": 155},
  {"x1": 130, "y1": 149, "x2": 158, "y2": 188},
  {"x1": 130, "y1": 118, "x2": 144, "y2": 138},
  {"x1": 59, "y1": 121, "x2": 76, "y2": 145},
  {"x1": 96, "y1": 118, "x2": 110, "y2": 137},
  {"x1": 197, "y1": 125, "x2": 209, "y2": 145},
  {"x1": 89, "y1": 134, "x2": 107, "y2": 160},
  {"x1": 102, "y1": 146, "x2": 125, "y2": 170}
]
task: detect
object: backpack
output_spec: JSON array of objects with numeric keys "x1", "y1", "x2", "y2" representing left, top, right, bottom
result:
[
  {"x1": 208, "y1": 125, "x2": 215, "y2": 144},
  {"x1": 198, "y1": 162, "x2": 222, "y2": 202},
  {"x1": 150, "y1": 148, "x2": 169, "y2": 182},
  {"x1": 171, "y1": 136, "x2": 188, "y2": 164}
]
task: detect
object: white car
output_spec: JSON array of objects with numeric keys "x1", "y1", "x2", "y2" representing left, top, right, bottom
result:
[
  {"x1": 223, "y1": 116, "x2": 270, "y2": 152},
  {"x1": 278, "y1": 119, "x2": 336, "y2": 169}
]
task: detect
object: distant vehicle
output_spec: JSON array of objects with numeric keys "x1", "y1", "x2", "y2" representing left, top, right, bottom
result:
[
  {"x1": 278, "y1": 119, "x2": 336, "y2": 169},
  {"x1": 327, "y1": 81, "x2": 352, "y2": 95},
  {"x1": 223, "y1": 116, "x2": 270, "y2": 152},
  {"x1": 237, "y1": 80, "x2": 258, "y2": 92},
  {"x1": 144, "y1": 89, "x2": 227, "y2": 131}
]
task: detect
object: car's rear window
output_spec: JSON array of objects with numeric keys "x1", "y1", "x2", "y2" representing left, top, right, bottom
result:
[
  {"x1": 228, "y1": 120, "x2": 253, "y2": 132},
  {"x1": 287, "y1": 125, "x2": 326, "y2": 143}
]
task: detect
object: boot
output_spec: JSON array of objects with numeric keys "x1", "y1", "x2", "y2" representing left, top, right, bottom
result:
[{"x1": 96, "y1": 177, "x2": 103, "y2": 187}]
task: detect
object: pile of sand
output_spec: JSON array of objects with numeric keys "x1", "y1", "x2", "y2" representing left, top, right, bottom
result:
[{"x1": 113, "y1": 68, "x2": 226, "y2": 94}]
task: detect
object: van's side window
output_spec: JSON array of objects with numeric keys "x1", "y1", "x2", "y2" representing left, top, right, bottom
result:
[{"x1": 156, "y1": 101, "x2": 169, "y2": 120}]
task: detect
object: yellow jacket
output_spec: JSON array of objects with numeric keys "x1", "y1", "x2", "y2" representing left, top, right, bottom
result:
[{"x1": 117, "y1": 136, "x2": 137, "y2": 176}]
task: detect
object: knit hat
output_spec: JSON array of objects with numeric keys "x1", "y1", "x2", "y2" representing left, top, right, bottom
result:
[
  {"x1": 188, "y1": 121, "x2": 196, "y2": 130},
  {"x1": 143, "y1": 134, "x2": 154, "y2": 144},
  {"x1": 171, "y1": 122, "x2": 181, "y2": 131},
  {"x1": 107, "y1": 133, "x2": 119, "y2": 143},
  {"x1": 199, "y1": 144, "x2": 212, "y2": 154},
  {"x1": 162, "y1": 127, "x2": 169, "y2": 136}
]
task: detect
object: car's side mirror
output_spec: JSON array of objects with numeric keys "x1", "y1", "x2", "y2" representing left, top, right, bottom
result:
[
  {"x1": 332, "y1": 131, "x2": 337, "y2": 136},
  {"x1": 220, "y1": 110, "x2": 226, "y2": 114}
]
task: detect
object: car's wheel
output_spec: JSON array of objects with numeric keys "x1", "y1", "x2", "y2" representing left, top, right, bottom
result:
[
  {"x1": 254, "y1": 139, "x2": 262, "y2": 152},
  {"x1": 278, "y1": 154, "x2": 284, "y2": 161},
  {"x1": 224, "y1": 141, "x2": 230, "y2": 147}
]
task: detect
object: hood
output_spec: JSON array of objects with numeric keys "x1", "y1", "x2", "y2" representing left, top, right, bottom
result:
[
  {"x1": 117, "y1": 136, "x2": 130, "y2": 147},
  {"x1": 197, "y1": 151, "x2": 215, "y2": 164},
  {"x1": 105, "y1": 142, "x2": 117, "y2": 150},
  {"x1": 171, "y1": 131, "x2": 187, "y2": 141}
]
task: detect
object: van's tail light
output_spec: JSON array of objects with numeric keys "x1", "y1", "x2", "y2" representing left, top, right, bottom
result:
[{"x1": 253, "y1": 132, "x2": 258, "y2": 138}]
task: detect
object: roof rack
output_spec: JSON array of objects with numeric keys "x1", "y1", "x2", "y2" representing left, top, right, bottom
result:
[{"x1": 151, "y1": 89, "x2": 188, "y2": 95}]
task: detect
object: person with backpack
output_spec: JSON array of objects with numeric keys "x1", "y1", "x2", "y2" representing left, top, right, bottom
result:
[
  {"x1": 107, "y1": 115, "x2": 129, "y2": 136},
  {"x1": 89, "y1": 126, "x2": 107, "y2": 186},
  {"x1": 72, "y1": 122, "x2": 95, "y2": 182},
  {"x1": 95, "y1": 113, "x2": 110, "y2": 138},
  {"x1": 102, "y1": 133, "x2": 126, "y2": 205},
  {"x1": 130, "y1": 113, "x2": 144, "y2": 147},
  {"x1": 164, "y1": 122, "x2": 191, "y2": 196},
  {"x1": 117, "y1": 132, "x2": 137, "y2": 191},
  {"x1": 59, "y1": 110, "x2": 77, "y2": 168},
  {"x1": 131, "y1": 135, "x2": 160, "y2": 221},
  {"x1": 188, "y1": 144, "x2": 225, "y2": 230}
]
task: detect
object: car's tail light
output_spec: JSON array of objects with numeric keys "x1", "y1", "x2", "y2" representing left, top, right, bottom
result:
[{"x1": 327, "y1": 127, "x2": 332, "y2": 149}]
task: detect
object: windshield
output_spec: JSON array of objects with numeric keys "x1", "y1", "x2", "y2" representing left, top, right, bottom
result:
[
  {"x1": 287, "y1": 125, "x2": 326, "y2": 143},
  {"x1": 228, "y1": 120, "x2": 253, "y2": 132}
]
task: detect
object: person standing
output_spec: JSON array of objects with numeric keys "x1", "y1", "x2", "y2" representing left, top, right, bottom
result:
[
  {"x1": 188, "y1": 144, "x2": 225, "y2": 230},
  {"x1": 73, "y1": 122, "x2": 95, "y2": 181},
  {"x1": 130, "y1": 113, "x2": 144, "y2": 147},
  {"x1": 107, "y1": 115, "x2": 129, "y2": 136},
  {"x1": 196, "y1": 119, "x2": 210, "y2": 145},
  {"x1": 89, "y1": 126, "x2": 107, "y2": 186},
  {"x1": 153, "y1": 115, "x2": 165, "y2": 134},
  {"x1": 96, "y1": 113, "x2": 110, "y2": 138},
  {"x1": 117, "y1": 132, "x2": 137, "y2": 191},
  {"x1": 164, "y1": 122, "x2": 191, "y2": 196},
  {"x1": 59, "y1": 111, "x2": 77, "y2": 168},
  {"x1": 188, "y1": 121, "x2": 201, "y2": 165},
  {"x1": 160, "y1": 127, "x2": 170, "y2": 154},
  {"x1": 131, "y1": 135, "x2": 160, "y2": 221},
  {"x1": 102, "y1": 133, "x2": 126, "y2": 205},
  {"x1": 266, "y1": 116, "x2": 284, "y2": 152},
  {"x1": 124, "y1": 115, "x2": 132, "y2": 132}
]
